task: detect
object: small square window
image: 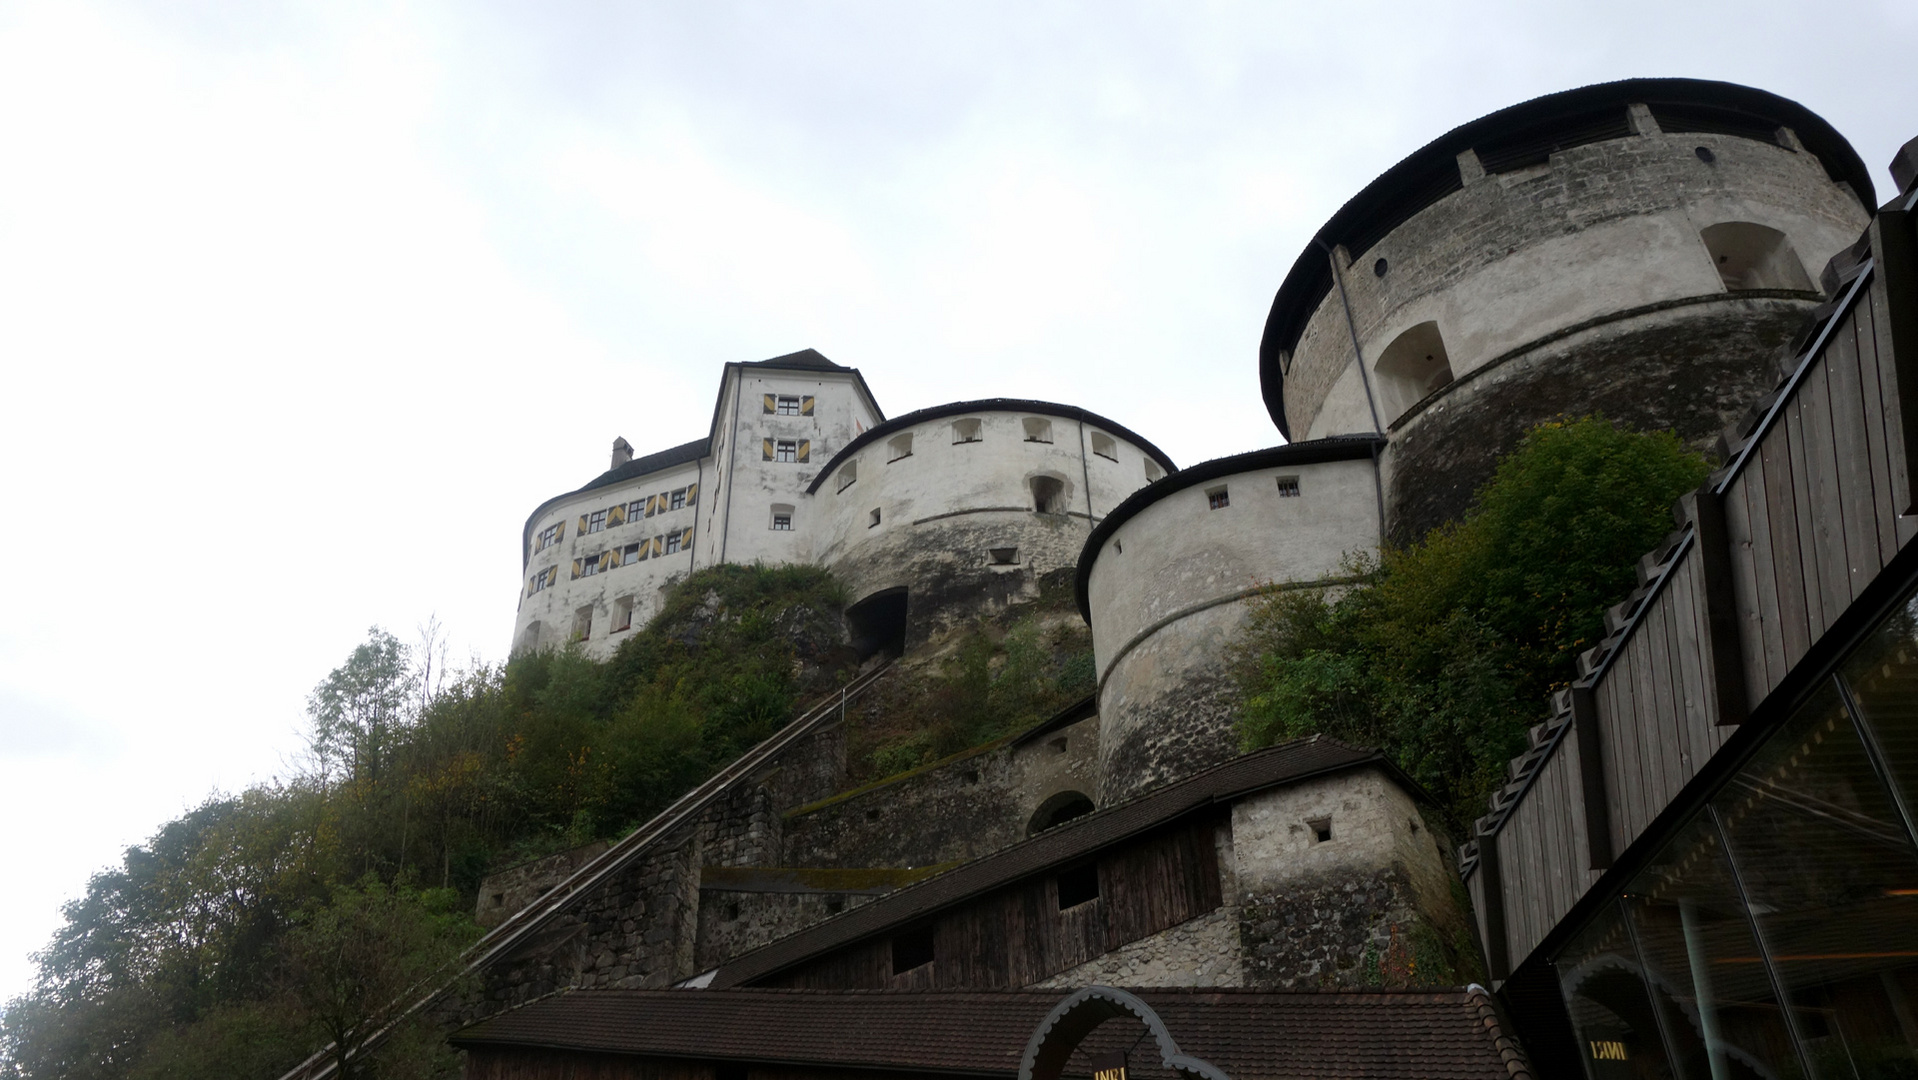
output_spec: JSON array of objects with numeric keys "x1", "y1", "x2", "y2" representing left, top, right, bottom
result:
[
  {"x1": 581, "y1": 556, "x2": 602, "y2": 576},
  {"x1": 952, "y1": 418, "x2": 982, "y2": 444},
  {"x1": 1207, "y1": 486, "x2": 1230, "y2": 510},
  {"x1": 1276, "y1": 476, "x2": 1301, "y2": 498},
  {"x1": 622, "y1": 543, "x2": 642, "y2": 566},
  {"x1": 776, "y1": 395, "x2": 801, "y2": 416},
  {"x1": 776, "y1": 440, "x2": 797, "y2": 463},
  {"x1": 1090, "y1": 432, "x2": 1117, "y2": 461},
  {"x1": 989, "y1": 547, "x2": 1018, "y2": 565},
  {"x1": 869, "y1": 508, "x2": 882, "y2": 528},
  {"x1": 1056, "y1": 863, "x2": 1099, "y2": 909},
  {"x1": 1022, "y1": 417, "x2": 1053, "y2": 443},
  {"x1": 671, "y1": 488, "x2": 687, "y2": 510},
  {"x1": 587, "y1": 510, "x2": 608, "y2": 533},
  {"x1": 1309, "y1": 817, "x2": 1332, "y2": 843},
  {"x1": 665, "y1": 533, "x2": 682, "y2": 554},
  {"x1": 627, "y1": 499, "x2": 645, "y2": 520},
  {"x1": 891, "y1": 926, "x2": 934, "y2": 974},
  {"x1": 536, "y1": 523, "x2": 562, "y2": 552},
  {"x1": 1145, "y1": 460, "x2": 1164, "y2": 483},
  {"x1": 888, "y1": 433, "x2": 913, "y2": 462},
  {"x1": 837, "y1": 461, "x2": 858, "y2": 492},
  {"x1": 772, "y1": 514, "x2": 792, "y2": 531},
  {"x1": 613, "y1": 596, "x2": 635, "y2": 632}
]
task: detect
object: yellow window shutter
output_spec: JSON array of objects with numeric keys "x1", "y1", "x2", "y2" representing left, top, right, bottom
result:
[
  {"x1": 651, "y1": 536, "x2": 664, "y2": 557},
  {"x1": 801, "y1": 395, "x2": 815, "y2": 415},
  {"x1": 557, "y1": 521, "x2": 566, "y2": 539},
  {"x1": 681, "y1": 527, "x2": 694, "y2": 547},
  {"x1": 763, "y1": 394, "x2": 776, "y2": 414},
  {"x1": 797, "y1": 440, "x2": 810, "y2": 463},
  {"x1": 576, "y1": 515, "x2": 588, "y2": 534},
  {"x1": 762, "y1": 438, "x2": 774, "y2": 461},
  {"x1": 685, "y1": 482, "x2": 698, "y2": 505},
  {"x1": 644, "y1": 495, "x2": 656, "y2": 517},
  {"x1": 608, "y1": 504, "x2": 625, "y2": 527},
  {"x1": 637, "y1": 540, "x2": 650, "y2": 561},
  {"x1": 599, "y1": 551, "x2": 613, "y2": 571},
  {"x1": 526, "y1": 577, "x2": 535, "y2": 598},
  {"x1": 571, "y1": 558, "x2": 583, "y2": 580}
]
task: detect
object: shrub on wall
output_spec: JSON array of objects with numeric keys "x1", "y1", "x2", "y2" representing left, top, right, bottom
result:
[{"x1": 1234, "y1": 416, "x2": 1710, "y2": 826}]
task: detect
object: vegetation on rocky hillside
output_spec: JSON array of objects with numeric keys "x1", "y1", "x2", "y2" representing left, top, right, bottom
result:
[
  {"x1": 0, "y1": 564, "x2": 857, "y2": 1080},
  {"x1": 1233, "y1": 416, "x2": 1712, "y2": 828}
]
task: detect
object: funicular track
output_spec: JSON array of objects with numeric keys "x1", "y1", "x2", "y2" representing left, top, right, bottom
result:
[{"x1": 278, "y1": 658, "x2": 895, "y2": 1080}]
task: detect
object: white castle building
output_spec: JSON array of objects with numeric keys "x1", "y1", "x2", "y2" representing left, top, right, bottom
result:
[{"x1": 513, "y1": 348, "x2": 1174, "y2": 659}]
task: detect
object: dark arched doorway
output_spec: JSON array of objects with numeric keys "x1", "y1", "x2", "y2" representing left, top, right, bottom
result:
[
  {"x1": 1027, "y1": 791, "x2": 1095, "y2": 836},
  {"x1": 1018, "y1": 986, "x2": 1230, "y2": 1080},
  {"x1": 846, "y1": 587, "x2": 908, "y2": 660}
]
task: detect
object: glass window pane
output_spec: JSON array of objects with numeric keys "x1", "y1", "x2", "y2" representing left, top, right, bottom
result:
[
  {"x1": 1714, "y1": 687, "x2": 1918, "y2": 1078},
  {"x1": 1622, "y1": 816, "x2": 1800, "y2": 1080},
  {"x1": 1558, "y1": 899, "x2": 1679, "y2": 1080},
  {"x1": 1843, "y1": 596, "x2": 1918, "y2": 847}
]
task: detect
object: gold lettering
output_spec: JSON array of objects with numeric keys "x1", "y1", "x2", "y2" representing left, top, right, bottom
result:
[{"x1": 1589, "y1": 1040, "x2": 1628, "y2": 1061}]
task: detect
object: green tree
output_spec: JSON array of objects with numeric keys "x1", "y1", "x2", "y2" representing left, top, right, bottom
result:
[
  {"x1": 278, "y1": 879, "x2": 475, "y2": 1080},
  {"x1": 308, "y1": 628, "x2": 416, "y2": 791},
  {"x1": 1234, "y1": 417, "x2": 1710, "y2": 826}
]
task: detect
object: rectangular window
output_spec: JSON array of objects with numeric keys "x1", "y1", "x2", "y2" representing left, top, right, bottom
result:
[
  {"x1": 572, "y1": 606, "x2": 593, "y2": 642},
  {"x1": 1276, "y1": 476, "x2": 1301, "y2": 497},
  {"x1": 1207, "y1": 486, "x2": 1230, "y2": 510},
  {"x1": 838, "y1": 461, "x2": 858, "y2": 492},
  {"x1": 1090, "y1": 432, "x2": 1117, "y2": 460},
  {"x1": 581, "y1": 554, "x2": 602, "y2": 576},
  {"x1": 536, "y1": 523, "x2": 563, "y2": 552},
  {"x1": 628, "y1": 499, "x2": 645, "y2": 520},
  {"x1": 776, "y1": 395, "x2": 801, "y2": 415},
  {"x1": 1056, "y1": 863, "x2": 1099, "y2": 909},
  {"x1": 776, "y1": 440, "x2": 797, "y2": 463},
  {"x1": 621, "y1": 543, "x2": 642, "y2": 566},
  {"x1": 665, "y1": 532, "x2": 682, "y2": 554},
  {"x1": 891, "y1": 926, "x2": 934, "y2": 974},
  {"x1": 1023, "y1": 417, "x2": 1052, "y2": 443},
  {"x1": 587, "y1": 510, "x2": 607, "y2": 533},
  {"x1": 953, "y1": 418, "x2": 982, "y2": 444},
  {"x1": 772, "y1": 514, "x2": 792, "y2": 531},
  {"x1": 530, "y1": 566, "x2": 557, "y2": 594},
  {"x1": 671, "y1": 488, "x2": 687, "y2": 510},
  {"x1": 888, "y1": 433, "x2": 913, "y2": 462},
  {"x1": 869, "y1": 507, "x2": 882, "y2": 528},
  {"x1": 613, "y1": 596, "x2": 635, "y2": 632}
]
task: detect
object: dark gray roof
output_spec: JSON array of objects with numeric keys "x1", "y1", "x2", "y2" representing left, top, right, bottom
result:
[
  {"x1": 1073, "y1": 436, "x2": 1386, "y2": 620},
  {"x1": 519, "y1": 437, "x2": 708, "y2": 564},
  {"x1": 744, "y1": 347, "x2": 854, "y2": 373},
  {"x1": 806, "y1": 399, "x2": 1178, "y2": 495},
  {"x1": 1258, "y1": 78, "x2": 1876, "y2": 438},
  {"x1": 707, "y1": 737, "x2": 1398, "y2": 988},
  {"x1": 450, "y1": 986, "x2": 1530, "y2": 1080}
]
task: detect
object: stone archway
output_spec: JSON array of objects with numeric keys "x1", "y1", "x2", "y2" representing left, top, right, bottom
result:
[{"x1": 1018, "y1": 986, "x2": 1230, "y2": 1080}]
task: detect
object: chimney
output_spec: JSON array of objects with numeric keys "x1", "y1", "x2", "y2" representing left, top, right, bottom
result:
[{"x1": 611, "y1": 437, "x2": 633, "y2": 470}]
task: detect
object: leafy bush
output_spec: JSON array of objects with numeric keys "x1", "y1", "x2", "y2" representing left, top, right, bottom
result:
[{"x1": 1234, "y1": 417, "x2": 1710, "y2": 827}]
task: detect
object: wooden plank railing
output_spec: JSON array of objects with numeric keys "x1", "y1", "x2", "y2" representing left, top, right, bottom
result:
[{"x1": 1462, "y1": 191, "x2": 1918, "y2": 979}]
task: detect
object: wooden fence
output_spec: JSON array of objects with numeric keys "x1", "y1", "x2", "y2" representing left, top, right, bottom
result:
[{"x1": 1462, "y1": 196, "x2": 1918, "y2": 977}]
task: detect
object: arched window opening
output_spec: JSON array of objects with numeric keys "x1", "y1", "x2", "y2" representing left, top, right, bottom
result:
[
  {"x1": 1030, "y1": 475, "x2": 1066, "y2": 514},
  {"x1": 1023, "y1": 417, "x2": 1053, "y2": 443},
  {"x1": 837, "y1": 459, "x2": 858, "y2": 492},
  {"x1": 1145, "y1": 459, "x2": 1164, "y2": 483},
  {"x1": 516, "y1": 621, "x2": 542, "y2": 655},
  {"x1": 846, "y1": 588, "x2": 909, "y2": 659},
  {"x1": 1700, "y1": 222, "x2": 1813, "y2": 291},
  {"x1": 888, "y1": 433, "x2": 914, "y2": 461},
  {"x1": 1373, "y1": 321, "x2": 1454, "y2": 422},
  {"x1": 1089, "y1": 431, "x2": 1117, "y2": 461},
  {"x1": 1027, "y1": 791, "x2": 1095, "y2": 835},
  {"x1": 952, "y1": 418, "x2": 982, "y2": 444}
]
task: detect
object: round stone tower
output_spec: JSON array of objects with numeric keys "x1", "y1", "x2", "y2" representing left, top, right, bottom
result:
[{"x1": 1259, "y1": 77, "x2": 1875, "y2": 542}]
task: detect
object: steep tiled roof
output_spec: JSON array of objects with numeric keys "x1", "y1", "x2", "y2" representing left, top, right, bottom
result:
[
  {"x1": 707, "y1": 737, "x2": 1399, "y2": 989},
  {"x1": 451, "y1": 986, "x2": 1528, "y2": 1080},
  {"x1": 744, "y1": 347, "x2": 853, "y2": 372}
]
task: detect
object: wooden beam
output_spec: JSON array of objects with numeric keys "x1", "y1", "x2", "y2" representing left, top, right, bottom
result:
[
  {"x1": 1873, "y1": 208, "x2": 1918, "y2": 514},
  {"x1": 1570, "y1": 686, "x2": 1614, "y2": 870},
  {"x1": 1475, "y1": 827, "x2": 1510, "y2": 981},
  {"x1": 1682, "y1": 490, "x2": 1750, "y2": 725}
]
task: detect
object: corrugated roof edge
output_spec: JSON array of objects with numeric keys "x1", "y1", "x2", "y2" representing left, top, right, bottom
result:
[
  {"x1": 1257, "y1": 77, "x2": 1876, "y2": 438},
  {"x1": 805, "y1": 399, "x2": 1178, "y2": 495},
  {"x1": 705, "y1": 735, "x2": 1423, "y2": 989},
  {"x1": 1073, "y1": 436, "x2": 1386, "y2": 621}
]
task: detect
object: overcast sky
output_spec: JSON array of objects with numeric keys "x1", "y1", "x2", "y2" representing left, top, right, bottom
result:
[{"x1": 1, "y1": 0, "x2": 1914, "y2": 1003}]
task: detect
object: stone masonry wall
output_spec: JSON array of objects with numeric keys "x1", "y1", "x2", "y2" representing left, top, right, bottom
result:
[{"x1": 1031, "y1": 905, "x2": 1244, "y2": 989}]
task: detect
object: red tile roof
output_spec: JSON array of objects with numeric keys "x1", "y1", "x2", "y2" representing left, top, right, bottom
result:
[{"x1": 451, "y1": 986, "x2": 1530, "y2": 1080}]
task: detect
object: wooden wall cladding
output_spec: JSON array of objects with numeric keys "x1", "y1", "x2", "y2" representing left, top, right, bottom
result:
[
  {"x1": 758, "y1": 818, "x2": 1222, "y2": 990},
  {"x1": 1468, "y1": 209, "x2": 1918, "y2": 977}
]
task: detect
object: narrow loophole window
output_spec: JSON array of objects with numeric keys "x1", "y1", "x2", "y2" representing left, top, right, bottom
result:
[{"x1": 1276, "y1": 476, "x2": 1301, "y2": 498}]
